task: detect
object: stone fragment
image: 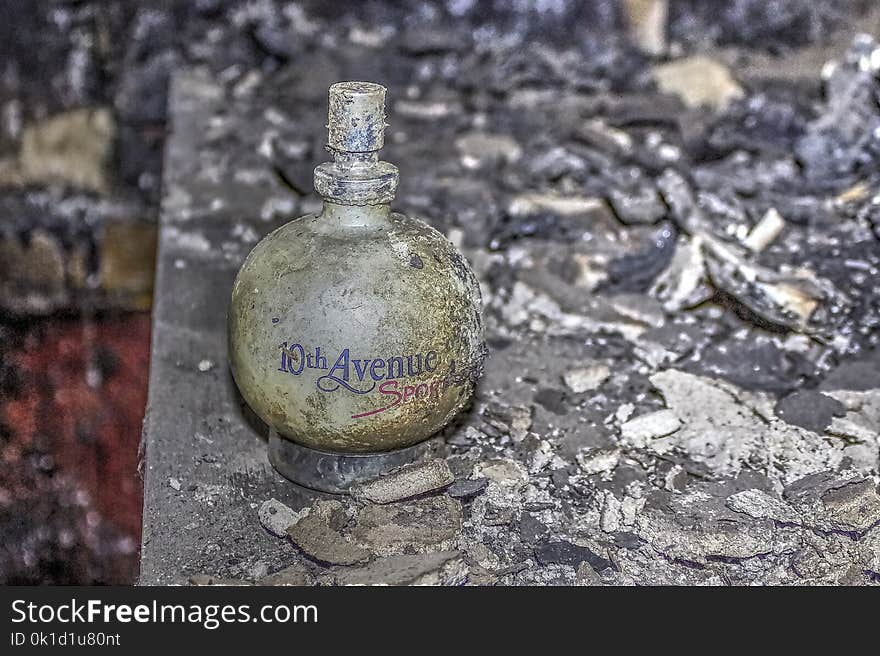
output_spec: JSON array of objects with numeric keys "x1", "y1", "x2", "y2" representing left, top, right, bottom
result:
[
  {"x1": 351, "y1": 496, "x2": 462, "y2": 556},
  {"x1": 620, "y1": 409, "x2": 682, "y2": 447},
  {"x1": 648, "y1": 369, "x2": 843, "y2": 481},
  {"x1": 599, "y1": 490, "x2": 645, "y2": 532},
  {"x1": 784, "y1": 474, "x2": 880, "y2": 534},
  {"x1": 533, "y1": 388, "x2": 566, "y2": 417},
  {"x1": 616, "y1": 403, "x2": 635, "y2": 423},
  {"x1": 821, "y1": 391, "x2": 880, "y2": 469},
  {"x1": 608, "y1": 186, "x2": 667, "y2": 225},
  {"x1": 562, "y1": 363, "x2": 611, "y2": 394},
  {"x1": 287, "y1": 500, "x2": 371, "y2": 566},
  {"x1": 774, "y1": 390, "x2": 846, "y2": 434},
  {"x1": 446, "y1": 477, "x2": 489, "y2": 500},
  {"x1": 482, "y1": 403, "x2": 533, "y2": 442},
  {"x1": 474, "y1": 458, "x2": 529, "y2": 487},
  {"x1": 819, "y1": 480, "x2": 880, "y2": 534},
  {"x1": 519, "y1": 513, "x2": 550, "y2": 544},
  {"x1": 329, "y1": 551, "x2": 467, "y2": 586},
  {"x1": 576, "y1": 447, "x2": 620, "y2": 475},
  {"x1": 259, "y1": 498, "x2": 308, "y2": 538},
  {"x1": 350, "y1": 459, "x2": 454, "y2": 504},
  {"x1": 654, "y1": 56, "x2": 744, "y2": 112},
  {"x1": 636, "y1": 494, "x2": 782, "y2": 565},
  {"x1": 574, "y1": 561, "x2": 605, "y2": 586},
  {"x1": 534, "y1": 541, "x2": 614, "y2": 572},
  {"x1": 259, "y1": 563, "x2": 314, "y2": 586},
  {"x1": 726, "y1": 489, "x2": 799, "y2": 523}
]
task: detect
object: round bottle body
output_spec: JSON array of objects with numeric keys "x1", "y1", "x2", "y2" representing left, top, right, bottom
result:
[{"x1": 228, "y1": 204, "x2": 485, "y2": 453}]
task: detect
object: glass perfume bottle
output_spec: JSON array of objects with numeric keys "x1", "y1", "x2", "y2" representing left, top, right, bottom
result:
[{"x1": 228, "y1": 81, "x2": 485, "y2": 488}]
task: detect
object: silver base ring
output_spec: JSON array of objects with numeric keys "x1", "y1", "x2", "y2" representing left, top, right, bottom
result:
[{"x1": 267, "y1": 432, "x2": 444, "y2": 494}]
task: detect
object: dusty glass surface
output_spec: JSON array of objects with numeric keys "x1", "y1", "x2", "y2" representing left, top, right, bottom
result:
[{"x1": 228, "y1": 82, "x2": 485, "y2": 453}]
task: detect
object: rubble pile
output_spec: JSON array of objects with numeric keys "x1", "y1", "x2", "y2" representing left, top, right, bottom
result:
[{"x1": 163, "y1": 2, "x2": 879, "y2": 586}]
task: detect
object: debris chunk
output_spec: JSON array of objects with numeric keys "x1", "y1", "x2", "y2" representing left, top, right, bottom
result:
[
  {"x1": 620, "y1": 409, "x2": 682, "y2": 447},
  {"x1": 616, "y1": 403, "x2": 636, "y2": 423},
  {"x1": 622, "y1": 0, "x2": 668, "y2": 56},
  {"x1": 507, "y1": 193, "x2": 609, "y2": 218},
  {"x1": 784, "y1": 473, "x2": 880, "y2": 534},
  {"x1": 726, "y1": 489, "x2": 799, "y2": 523},
  {"x1": 259, "y1": 498, "x2": 308, "y2": 538},
  {"x1": 447, "y1": 477, "x2": 489, "y2": 500},
  {"x1": 535, "y1": 541, "x2": 615, "y2": 572},
  {"x1": 796, "y1": 34, "x2": 880, "y2": 183},
  {"x1": 743, "y1": 208, "x2": 785, "y2": 252},
  {"x1": 649, "y1": 369, "x2": 844, "y2": 481},
  {"x1": 818, "y1": 479, "x2": 880, "y2": 534},
  {"x1": 577, "y1": 447, "x2": 621, "y2": 475},
  {"x1": 328, "y1": 551, "x2": 467, "y2": 586},
  {"x1": 562, "y1": 363, "x2": 611, "y2": 393},
  {"x1": 259, "y1": 563, "x2": 314, "y2": 586},
  {"x1": 474, "y1": 458, "x2": 529, "y2": 487},
  {"x1": 609, "y1": 186, "x2": 667, "y2": 226},
  {"x1": 649, "y1": 235, "x2": 709, "y2": 311},
  {"x1": 482, "y1": 403, "x2": 533, "y2": 442},
  {"x1": 654, "y1": 56, "x2": 744, "y2": 112},
  {"x1": 352, "y1": 496, "x2": 462, "y2": 556},
  {"x1": 774, "y1": 390, "x2": 846, "y2": 434},
  {"x1": 350, "y1": 459, "x2": 454, "y2": 504},
  {"x1": 287, "y1": 500, "x2": 371, "y2": 566},
  {"x1": 656, "y1": 168, "x2": 849, "y2": 334}
]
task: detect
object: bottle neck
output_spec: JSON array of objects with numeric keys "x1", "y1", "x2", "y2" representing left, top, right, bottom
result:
[{"x1": 319, "y1": 201, "x2": 391, "y2": 228}]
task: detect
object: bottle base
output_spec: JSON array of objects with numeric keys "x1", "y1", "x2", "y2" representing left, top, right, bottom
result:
[{"x1": 267, "y1": 431, "x2": 445, "y2": 494}]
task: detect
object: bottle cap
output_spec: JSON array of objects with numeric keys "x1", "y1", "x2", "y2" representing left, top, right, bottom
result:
[
  {"x1": 327, "y1": 81, "x2": 386, "y2": 152},
  {"x1": 316, "y1": 81, "x2": 398, "y2": 205}
]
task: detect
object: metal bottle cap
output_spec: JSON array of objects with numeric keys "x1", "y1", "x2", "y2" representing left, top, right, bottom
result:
[
  {"x1": 327, "y1": 81, "x2": 387, "y2": 152},
  {"x1": 314, "y1": 80, "x2": 398, "y2": 205}
]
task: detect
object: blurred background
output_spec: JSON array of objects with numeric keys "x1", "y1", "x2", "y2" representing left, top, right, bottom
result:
[{"x1": 1, "y1": 0, "x2": 879, "y2": 584}]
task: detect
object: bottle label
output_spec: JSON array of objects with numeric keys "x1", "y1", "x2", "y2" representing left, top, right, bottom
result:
[{"x1": 278, "y1": 342, "x2": 450, "y2": 419}]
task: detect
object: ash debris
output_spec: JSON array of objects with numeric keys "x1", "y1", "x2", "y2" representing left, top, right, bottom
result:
[
  {"x1": 6, "y1": 2, "x2": 880, "y2": 585},
  {"x1": 171, "y1": 3, "x2": 880, "y2": 586}
]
